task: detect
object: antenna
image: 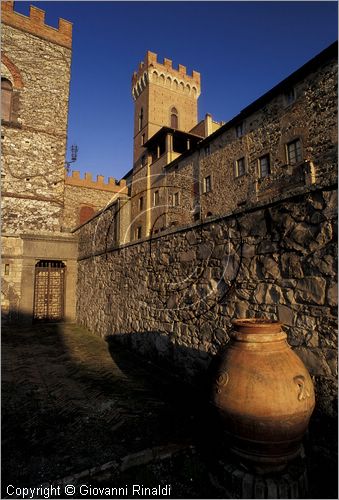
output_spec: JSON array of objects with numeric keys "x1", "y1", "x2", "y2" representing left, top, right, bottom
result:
[{"x1": 65, "y1": 144, "x2": 78, "y2": 173}]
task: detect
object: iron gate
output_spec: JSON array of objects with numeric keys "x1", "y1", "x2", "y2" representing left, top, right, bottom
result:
[{"x1": 33, "y1": 260, "x2": 65, "y2": 322}]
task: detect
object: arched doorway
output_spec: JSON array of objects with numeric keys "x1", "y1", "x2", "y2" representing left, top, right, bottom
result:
[{"x1": 33, "y1": 260, "x2": 66, "y2": 322}]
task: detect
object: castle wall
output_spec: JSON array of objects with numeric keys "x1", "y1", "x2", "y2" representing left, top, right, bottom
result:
[
  {"x1": 75, "y1": 185, "x2": 337, "y2": 425},
  {"x1": 63, "y1": 171, "x2": 128, "y2": 230},
  {"x1": 161, "y1": 52, "x2": 337, "y2": 227}
]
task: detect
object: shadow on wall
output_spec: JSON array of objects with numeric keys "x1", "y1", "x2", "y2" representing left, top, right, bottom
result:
[{"x1": 105, "y1": 330, "x2": 338, "y2": 500}]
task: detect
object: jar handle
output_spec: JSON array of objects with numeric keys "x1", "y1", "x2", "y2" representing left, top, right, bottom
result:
[{"x1": 294, "y1": 375, "x2": 311, "y2": 401}]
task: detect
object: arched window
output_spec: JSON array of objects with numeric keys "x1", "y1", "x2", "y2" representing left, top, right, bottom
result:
[
  {"x1": 79, "y1": 206, "x2": 95, "y2": 225},
  {"x1": 170, "y1": 107, "x2": 178, "y2": 129},
  {"x1": 1, "y1": 78, "x2": 13, "y2": 122},
  {"x1": 138, "y1": 107, "x2": 143, "y2": 131}
]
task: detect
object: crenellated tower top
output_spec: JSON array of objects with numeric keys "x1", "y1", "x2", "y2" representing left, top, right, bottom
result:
[
  {"x1": 1, "y1": 1, "x2": 72, "y2": 49},
  {"x1": 131, "y1": 50, "x2": 201, "y2": 101}
]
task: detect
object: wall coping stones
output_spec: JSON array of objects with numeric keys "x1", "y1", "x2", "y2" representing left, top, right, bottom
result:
[{"x1": 76, "y1": 183, "x2": 337, "y2": 262}]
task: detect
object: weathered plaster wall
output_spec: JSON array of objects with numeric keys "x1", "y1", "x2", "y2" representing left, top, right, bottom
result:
[{"x1": 76, "y1": 185, "x2": 337, "y2": 422}]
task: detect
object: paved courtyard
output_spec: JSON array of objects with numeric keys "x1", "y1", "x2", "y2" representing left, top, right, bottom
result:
[
  {"x1": 2, "y1": 323, "x2": 337, "y2": 499},
  {"x1": 1, "y1": 323, "x2": 223, "y2": 499}
]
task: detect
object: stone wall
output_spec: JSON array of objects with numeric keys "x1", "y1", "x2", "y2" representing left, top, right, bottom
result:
[
  {"x1": 63, "y1": 172, "x2": 128, "y2": 230},
  {"x1": 133, "y1": 46, "x2": 337, "y2": 233},
  {"x1": 1, "y1": 3, "x2": 72, "y2": 233},
  {"x1": 1, "y1": 2, "x2": 74, "y2": 321},
  {"x1": 76, "y1": 185, "x2": 337, "y2": 422}
]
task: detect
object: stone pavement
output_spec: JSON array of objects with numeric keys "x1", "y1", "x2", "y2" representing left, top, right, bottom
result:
[
  {"x1": 1, "y1": 323, "x2": 337, "y2": 499},
  {"x1": 1, "y1": 323, "x2": 224, "y2": 499}
]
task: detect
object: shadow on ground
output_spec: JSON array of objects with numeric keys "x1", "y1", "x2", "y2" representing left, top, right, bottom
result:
[
  {"x1": 1, "y1": 321, "x2": 225, "y2": 499},
  {"x1": 1, "y1": 322, "x2": 337, "y2": 499}
]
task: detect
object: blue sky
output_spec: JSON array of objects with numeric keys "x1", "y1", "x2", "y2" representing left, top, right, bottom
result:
[{"x1": 15, "y1": 1, "x2": 338, "y2": 181}]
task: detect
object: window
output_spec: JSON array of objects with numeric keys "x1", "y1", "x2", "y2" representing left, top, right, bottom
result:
[
  {"x1": 138, "y1": 107, "x2": 143, "y2": 131},
  {"x1": 4, "y1": 264, "x2": 10, "y2": 275},
  {"x1": 235, "y1": 157, "x2": 246, "y2": 177},
  {"x1": 236, "y1": 122, "x2": 244, "y2": 138},
  {"x1": 141, "y1": 133, "x2": 145, "y2": 145},
  {"x1": 285, "y1": 88, "x2": 296, "y2": 106},
  {"x1": 139, "y1": 196, "x2": 144, "y2": 211},
  {"x1": 287, "y1": 139, "x2": 302, "y2": 165},
  {"x1": 153, "y1": 190, "x2": 159, "y2": 206},
  {"x1": 173, "y1": 192, "x2": 179, "y2": 207},
  {"x1": 170, "y1": 107, "x2": 178, "y2": 128},
  {"x1": 1, "y1": 78, "x2": 13, "y2": 122},
  {"x1": 259, "y1": 154, "x2": 271, "y2": 178},
  {"x1": 141, "y1": 155, "x2": 146, "y2": 167},
  {"x1": 135, "y1": 226, "x2": 142, "y2": 239},
  {"x1": 203, "y1": 175, "x2": 211, "y2": 193},
  {"x1": 204, "y1": 145, "x2": 211, "y2": 156}
]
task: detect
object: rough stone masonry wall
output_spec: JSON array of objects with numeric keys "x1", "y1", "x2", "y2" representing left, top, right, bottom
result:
[
  {"x1": 76, "y1": 185, "x2": 337, "y2": 423},
  {"x1": 166, "y1": 55, "x2": 338, "y2": 223},
  {"x1": 63, "y1": 184, "x2": 122, "y2": 231},
  {"x1": 1, "y1": 23, "x2": 71, "y2": 233}
]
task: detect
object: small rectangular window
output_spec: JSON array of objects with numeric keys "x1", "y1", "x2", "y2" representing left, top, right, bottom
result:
[
  {"x1": 141, "y1": 155, "x2": 146, "y2": 167},
  {"x1": 135, "y1": 226, "x2": 142, "y2": 239},
  {"x1": 203, "y1": 175, "x2": 212, "y2": 193},
  {"x1": 153, "y1": 190, "x2": 159, "y2": 206},
  {"x1": 285, "y1": 88, "x2": 296, "y2": 106},
  {"x1": 236, "y1": 122, "x2": 244, "y2": 138},
  {"x1": 259, "y1": 154, "x2": 271, "y2": 178},
  {"x1": 173, "y1": 192, "x2": 179, "y2": 206},
  {"x1": 4, "y1": 264, "x2": 10, "y2": 275},
  {"x1": 287, "y1": 139, "x2": 302, "y2": 165},
  {"x1": 235, "y1": 157, "x2": 246, "y2": 177},
  {"x1": 139, "y1": 196, "x2": 144, "y2": 211},
  {"x1": 141, "y1": 133, "x2": 145, "y2": 145}
]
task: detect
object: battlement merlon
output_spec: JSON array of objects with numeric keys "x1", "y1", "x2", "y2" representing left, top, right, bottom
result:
[
  {"x1": 65, "y1": 171, "x2": 128, "y2": 194},
  {"x1": 1, "y1": 1, "x2": 72, "y2": 50},
  {"x1": 132, "y1": 50, "x2": 201, "y2": 87}
]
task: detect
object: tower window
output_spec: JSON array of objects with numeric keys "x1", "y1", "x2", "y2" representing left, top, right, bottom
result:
[
  {"x1": 141, "y1": 155, "x2": 147, "y2": 167},
  {"x1": 139, "y1": 196, "x2": 144, "y2": 211},
  {"x1": 203, "y1": 175, "x2": 212, "y2": 193},
  {"x1": 170, "y1": 107, "x2": 178, "y2": 129},
  {"x1": 138, "y1": 107, "x2": 143, "y2": 131},
  {"x1": 141, "y1": 133, "x2": 145, "y2": 145},
  {"x1": 1, "y1": 78, "x2": 13, "y2": 122},
  {"x1": 287, "y1": 139, "x2": 302, "y2": 165}
]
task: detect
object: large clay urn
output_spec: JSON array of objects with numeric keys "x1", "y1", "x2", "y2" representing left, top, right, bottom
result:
[{"x1": 212, "y1": 319, "x2": 315, "y2": 474}]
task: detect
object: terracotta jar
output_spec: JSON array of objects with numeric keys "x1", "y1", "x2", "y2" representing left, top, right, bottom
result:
[{"x1": 212, "y1": 319, "x2": 315, "y2": 474}]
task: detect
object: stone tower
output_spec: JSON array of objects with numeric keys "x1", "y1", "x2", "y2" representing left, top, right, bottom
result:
[
  {"x1": 1, "y1": 1, "x2": 77, "y2": 323},
  {"x1": 131, "y1": 51, "x2": 201, "y2": 170}
]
